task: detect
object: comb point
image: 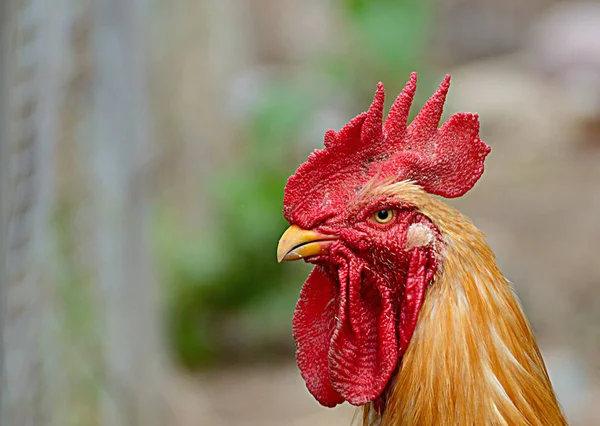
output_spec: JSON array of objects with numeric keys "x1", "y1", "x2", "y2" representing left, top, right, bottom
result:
[
  {"x1": 384, "y1": 72, "x2": 418, "y2": 142},
  {"x1": 361, "y1": 82, "x2": 385, "y2": 145}
]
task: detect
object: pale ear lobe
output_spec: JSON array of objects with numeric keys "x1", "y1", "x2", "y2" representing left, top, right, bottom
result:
[{"x1": 405, "y1": 223, "x2": 434, "y2": 251}]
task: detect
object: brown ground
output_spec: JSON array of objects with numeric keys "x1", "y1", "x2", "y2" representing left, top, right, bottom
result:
[{"x1": 169, "y1": 364, "x2": 354, "y2": 426}]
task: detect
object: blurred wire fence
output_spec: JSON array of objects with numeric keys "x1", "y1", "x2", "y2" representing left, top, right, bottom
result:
[{"x1": 1, "y1": 1, "x2": 164, "y2": 425}]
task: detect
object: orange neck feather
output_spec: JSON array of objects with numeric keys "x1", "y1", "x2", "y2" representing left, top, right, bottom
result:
[{"x1": 361, "y1": 182, "x2": 568, "y2": 426}]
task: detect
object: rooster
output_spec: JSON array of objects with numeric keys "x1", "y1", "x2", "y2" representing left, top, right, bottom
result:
[{"x1": 276, "y1": 73, "x2": 568, "y2": 425}]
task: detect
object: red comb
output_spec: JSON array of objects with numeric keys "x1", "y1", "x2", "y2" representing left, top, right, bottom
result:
[{"x1": 283, "y1": 73, "x2": 490, "y2": 226}]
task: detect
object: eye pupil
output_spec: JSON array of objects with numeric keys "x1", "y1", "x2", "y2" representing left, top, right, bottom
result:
[{"x1": 374, "y1": 209, "x2": 393, "y2": 224}]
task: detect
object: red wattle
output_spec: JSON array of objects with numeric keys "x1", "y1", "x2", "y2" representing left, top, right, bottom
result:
[
  {"x1": 328, "y1": 260, "x2": 398, "y2": 405},
  {"x1": 292, "y1": 267, "x2": 344, "y2": 407},
  {"x1": 398, "y1": 248, "x2": 433, "y2": 356},
  {"x1": 293, "y1": 246, "x2": 436, "y2": 407}
]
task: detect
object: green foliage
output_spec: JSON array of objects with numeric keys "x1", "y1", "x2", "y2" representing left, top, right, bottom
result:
[
  {"x1": 346, "y1": 0, "x2": 430, "y2": 68},
  {"x1": 326, "y1": 0, "x2": 433, "y2": 105},
  {"x1": 52, "y1": 202, "x2": 102, "y2": 425}
]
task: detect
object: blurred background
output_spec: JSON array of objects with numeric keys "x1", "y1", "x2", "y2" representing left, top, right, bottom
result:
[{"x1": 1, "y1": 0, "x2": 599, "y2": 425}]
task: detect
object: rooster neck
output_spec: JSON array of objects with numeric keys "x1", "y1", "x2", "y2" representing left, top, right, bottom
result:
[{"x1": 360, "y1": 181, "x2": 568, "y2": 426}]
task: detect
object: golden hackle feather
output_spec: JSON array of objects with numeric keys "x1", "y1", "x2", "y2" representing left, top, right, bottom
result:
[{"x1": 359, "y1": 181, "x2": 568, "y2": 426}]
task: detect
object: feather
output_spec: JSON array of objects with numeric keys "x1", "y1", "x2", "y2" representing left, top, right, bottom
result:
[{"x1": 362, "y1": 181, "x2": 568, "y2": 426}]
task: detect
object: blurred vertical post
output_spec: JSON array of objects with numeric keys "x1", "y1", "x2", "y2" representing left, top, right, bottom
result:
[
  {"x1": 0, "y1": 0, "x2": 63, "y2": 424},
  {"x1": 89, "y1": 0, "x2": 165, "y2": 425},
  {"x1": 0, "y1": 0, "x2": 166, "y2": 425},
  {"x1": 0, "y1": 0, "x2": 11, "y2": 420}
]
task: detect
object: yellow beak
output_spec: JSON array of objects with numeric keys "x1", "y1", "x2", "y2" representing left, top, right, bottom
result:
[{"x1": 277, "y1": 225, "x2": 337, "y2": 263}]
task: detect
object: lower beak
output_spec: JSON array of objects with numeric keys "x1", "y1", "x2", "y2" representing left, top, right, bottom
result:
[{"x1": 277, "y1": 225, "x2": 337, "y2": 263}]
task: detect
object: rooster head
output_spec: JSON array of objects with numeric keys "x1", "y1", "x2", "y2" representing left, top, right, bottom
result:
[{"x1": 277, "y1": 73, "x2": 490, "y2": 408}]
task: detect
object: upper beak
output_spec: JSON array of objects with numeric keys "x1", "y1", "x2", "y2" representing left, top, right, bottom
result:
[{"x1": 277, "y1": 225, "x2": 338, "y2": 263}]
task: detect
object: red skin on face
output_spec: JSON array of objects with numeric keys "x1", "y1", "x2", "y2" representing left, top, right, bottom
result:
[
  {"x1": 283, "y1": 73, "x2": 489, "y2": 407},
  {"x1": 292, "y1": 207, "x2": 440, "y2": 407}
]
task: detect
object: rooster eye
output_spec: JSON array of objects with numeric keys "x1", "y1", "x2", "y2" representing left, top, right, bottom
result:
[{"x1": 373, "y1": 209, "x2": 394, "y2": 224}]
